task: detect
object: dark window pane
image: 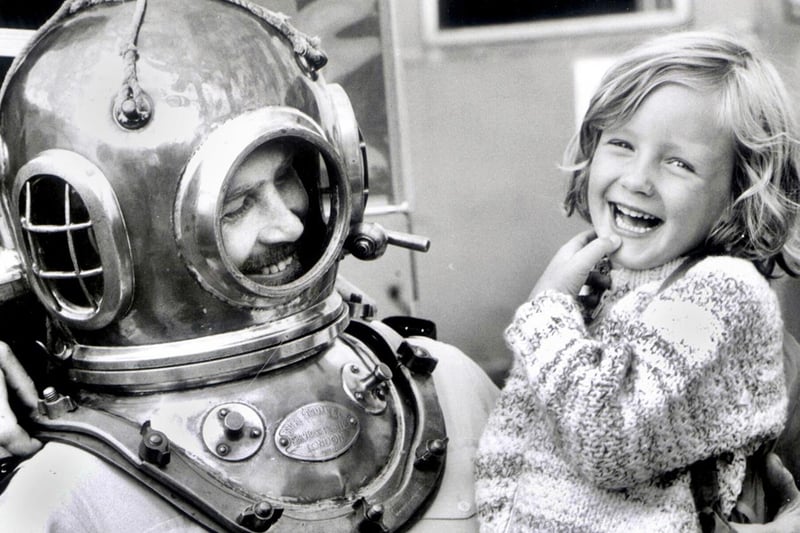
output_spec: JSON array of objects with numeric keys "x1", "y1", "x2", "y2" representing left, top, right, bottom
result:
[
  {"x1": 439, "y1": 0, "x2": 639, "y2": 29},
  {"x1": 0, "y1": 56, "x2": 12, "y2": 88},
  {"x1": 0, "y1": 2, "x2": 62, "y2": 29},
  {"x1": 0, "y1": 3, "x2": 61, "y2": 82}
]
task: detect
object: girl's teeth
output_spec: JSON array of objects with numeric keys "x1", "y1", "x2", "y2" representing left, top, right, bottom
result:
[
  {"x1": 613, "y1": 204, "x2": 660, "y2": 234},
  {"x1": 616, "y1": 204, "x2": 656, "y2": 220},
  {"x1": 616, "y1": 214, "x2": 653, "y2": 233}
]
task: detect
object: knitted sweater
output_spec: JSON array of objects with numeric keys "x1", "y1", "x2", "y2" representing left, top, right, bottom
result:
[{"x1": 475, "y1": 256, "x2": 787, "y2": 533}]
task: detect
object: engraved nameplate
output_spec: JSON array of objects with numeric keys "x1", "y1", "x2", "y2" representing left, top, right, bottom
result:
[{"x1": 275, "y1": 401, "x2": 360, "y2": 461}]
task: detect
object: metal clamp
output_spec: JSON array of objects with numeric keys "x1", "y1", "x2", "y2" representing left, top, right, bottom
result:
[
  {"x1": 37, "y1": 387, "x2": 77, "y2": 419},
  {"x1": 139, "y1": 421, "x2": 171, "y2": 467},
  {"x1": 342, "y1": 361, "x2": 392, "y2": 414},
  {"x1": 237, "y1": 500, "x2": 282, "y2": 532}
]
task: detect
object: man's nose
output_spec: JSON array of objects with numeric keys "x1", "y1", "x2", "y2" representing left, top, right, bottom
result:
[{"x1": 255, "y1": 192, "x2": 305, "y2": 243}]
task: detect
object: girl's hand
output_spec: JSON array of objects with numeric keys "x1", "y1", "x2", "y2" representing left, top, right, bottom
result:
[{"x1": 529, "y1": 229, "x2": 621, "y2": 301}]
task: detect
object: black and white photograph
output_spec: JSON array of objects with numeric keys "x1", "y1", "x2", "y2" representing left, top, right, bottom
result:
[{"x1": 0, "y1": 1, "x2": 799, "y2": 531}]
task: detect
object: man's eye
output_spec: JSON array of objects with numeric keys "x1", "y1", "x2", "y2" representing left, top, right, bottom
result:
[{"x1": 222, "y1": 195, "x2": 256, "y2": 222}]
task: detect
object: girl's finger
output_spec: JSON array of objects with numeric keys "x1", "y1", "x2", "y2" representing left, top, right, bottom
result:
[
  {"x1": 556, "y1": 229, "x2": 598, "y2": 258},
  {"x1": 570, "y1": 236, "x2": 621, "y2": 274}
]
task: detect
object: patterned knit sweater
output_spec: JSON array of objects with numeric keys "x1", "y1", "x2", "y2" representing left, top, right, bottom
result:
[{"x1": 475, "y1": 256, "x2": 787, "y2": 533}]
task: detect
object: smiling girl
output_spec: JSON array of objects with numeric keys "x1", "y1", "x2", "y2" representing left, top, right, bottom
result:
[{"x1": 475, "y1": 31, "x2": 800, "y2": 532}]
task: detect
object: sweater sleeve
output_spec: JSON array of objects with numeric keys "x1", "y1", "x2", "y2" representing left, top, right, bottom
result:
[{"x1": 505, "y1": 257, "x2": 787, "y2": 489}]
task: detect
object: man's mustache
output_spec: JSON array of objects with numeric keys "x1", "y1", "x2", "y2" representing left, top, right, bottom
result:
[{"x1": 240, "y1": 242, "x2": 298, "y2": 274}]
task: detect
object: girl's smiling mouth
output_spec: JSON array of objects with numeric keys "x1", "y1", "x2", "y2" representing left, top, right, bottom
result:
[{"x1": 611, "y1": 202, "x2": 663, "y2": 234}]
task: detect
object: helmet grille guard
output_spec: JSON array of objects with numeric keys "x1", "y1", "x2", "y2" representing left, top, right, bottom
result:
[
  {"x1": 11, "y1": 149, "x2": 134, "y2": 330},
  {"x1": 20, "y1": 176, "x2": 104, "y2": 313}
]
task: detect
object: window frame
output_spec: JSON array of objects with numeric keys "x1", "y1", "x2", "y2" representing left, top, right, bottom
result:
[{"x1": 421, "y1": 0, "x2": 693, "y2": 46}]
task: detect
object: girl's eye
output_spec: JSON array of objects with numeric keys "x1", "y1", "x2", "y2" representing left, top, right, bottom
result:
[
  {"x1": 607, "y1": 139, "x2": 633, "y2": 150},
  {"x1": 667, "y1": 158, "x2": 695, "y2": 173}
]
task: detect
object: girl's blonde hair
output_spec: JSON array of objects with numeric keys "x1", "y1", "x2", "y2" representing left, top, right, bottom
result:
[{"x1": 563, "y1": 31, "x2": 800, "y2": 274}]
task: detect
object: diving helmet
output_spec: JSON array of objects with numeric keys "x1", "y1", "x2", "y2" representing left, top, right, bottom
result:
[
  {"x1": 0, "y1": 0, "x2": 371, "y2": 390},
  {"x1": 0, "y1": 1, "x2": 444, "y2": 532}
]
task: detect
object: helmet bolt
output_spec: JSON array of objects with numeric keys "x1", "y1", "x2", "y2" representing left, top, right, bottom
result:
[
  {"x1": 223, "y1": 410, "x2": 245, "y2": 439},
  {"x1": 365, "y1": 503, "x2": 384, "y2": 522},
  {"x1": 121, "y1": 98, "x2": 138, "y2": 118},
  {"x1": 353, "y1": 238, "x2": 374, "y2": 258},
  {"x1": 113, "y1": 91, "x2": 152, "y2": 130},
  {"x1": 42, "y1": 386, "x2": 59, "y2": 403},
  {"x1": 254, "y1": 501, "x2": 274, "y2": 520}
]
